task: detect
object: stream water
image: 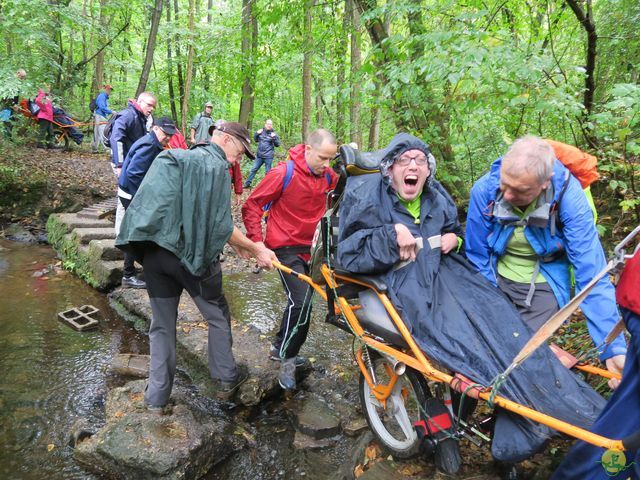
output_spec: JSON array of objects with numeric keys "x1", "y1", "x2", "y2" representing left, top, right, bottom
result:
[
  {"x1": 0, "y1": 239, "x2": 148, "y2": 479},
  {"x1": 0, "y1": 241, "x2": 358, "y2": 479}
]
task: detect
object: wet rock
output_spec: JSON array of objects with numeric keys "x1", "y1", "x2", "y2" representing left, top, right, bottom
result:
[
  {"x1": 109, "y1": 288, "x2": 313, "y2": 408},
  {"x1": 343, "y1": 417, "x2": 369, "y2": 437},
  {"x1": 292, "y1": 431, "x2": 338, "y2": 450},
  {"x1": 3, "y1": 223, "x2": 37, "y2": 244},
  {"x1": 74, "y1": 379, "x2": 245, "y2": 480},
  {"x1": 111, "y1": 353, "x2": 150, "y2": 378},
  {"x1": 358, "y1": 460, "x2": 411, "y2": 480},
  {"x1": 292, "y1": 395, "x2": 341, "y2": 440},
  {"x1": 68, "y1": 418, "x2": 95, "y2": 447}
]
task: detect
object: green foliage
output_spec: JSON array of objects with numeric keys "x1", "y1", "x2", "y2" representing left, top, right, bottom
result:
[
  {"x1": 591, "y1": 83, "x2": 640, "y2": 219},
  {"x1": 0, "y1": 0, "x2": 638, "y2": 229}
]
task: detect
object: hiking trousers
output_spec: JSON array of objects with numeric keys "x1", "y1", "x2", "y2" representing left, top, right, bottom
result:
[
  {"x1": 143, "y1": 245, "x2": 237, "y2": 407},
  {"x1": 272, "y1": 250, "x2": 313, "y2": 360},
  {"x1": 244, "y1": 155, "x2": 273, "y2": 187},
  {"x1": 91, "y1": 113, "x2": 107, "y2": 152}
]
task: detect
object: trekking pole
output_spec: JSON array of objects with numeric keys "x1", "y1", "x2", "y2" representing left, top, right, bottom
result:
[{"x1": 501, "y1": 226, "x2": 640, "y2": 378}]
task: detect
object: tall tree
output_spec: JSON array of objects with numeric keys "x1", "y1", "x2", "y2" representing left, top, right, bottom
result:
[
  {"x1": 166, "y1": 0, "x2": 178, "y2": 120},
  {"x1": 174, "y1": 0, "x2": 185, "y2": 104},
  {"x1": 348, "y1": 0, "x2": 362, "y2": 147},
  {"x1": 334, "y1": 0, "x2": 349, "y2": 144},
  {"x1": 136, "y1": 0, "x2": 164, "y2": 97},
  {"x1": 180, "y1": 0, "x2": 195, "y2": 133},
  {"x1": 301, "y1": 0, "x2": 316, "y2": 141},
  {"x1": 566, "y1": 0, "x2": 597, "y2": 117},
  {"x1": 92, "y1": 0, "x2": 109, "y2": 94},
  {"x1": 238, "y1": 0, "x2": 257, "y2": 128}
]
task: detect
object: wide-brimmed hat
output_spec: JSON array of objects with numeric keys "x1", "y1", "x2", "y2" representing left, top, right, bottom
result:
[{"x1": 210, "y1": 122, "x2": 255, "y2": 159}]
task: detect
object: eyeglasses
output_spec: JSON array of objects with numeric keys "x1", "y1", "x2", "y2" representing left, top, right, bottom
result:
[
  {"x1": 395, "y1": 155, "x2": 429, "y2": 167},
  {"x1": 227, "y1": 134, "x2": 244, "y2": 156}
]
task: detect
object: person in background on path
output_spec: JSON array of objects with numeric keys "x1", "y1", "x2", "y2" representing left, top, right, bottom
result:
[
  {"x1": 465, "y1": 135, "x2": 626, "y2": 384},
  {"x1": 242, "y1": 129, "x2": 338, "y2": 390},
  {"x1": 116, "y1": 122, "x2": 277, "y2": 411},
  {"x1": 91, "y1": 84, "x2": 113, "y2": 153},
  {"x1": 244, "y1": 119, "x2": 281, "y2": 189},
  {"x1": 552, "y1": 240, "x2": 640, "y2": 480},
  {"x1": 190, "y1": 101, "x2": 214, "y2": 145},
  {"x1": 1, "y1": 69, "x2": 27, "y2": 138},
  {"x1": 35, "y1": 84, "x2": 55, "y2": 149},
  {"x1": 118, "y1": 116, "x2": 177, "y2": 288},
  {"x1": 110, "y1": 91, "x2": 156, "y2": 289}
]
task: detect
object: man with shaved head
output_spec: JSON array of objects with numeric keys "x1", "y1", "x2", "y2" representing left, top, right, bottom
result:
[
  {"x1": 466, "y1": 135, "x2": 626, "y2": 384},
  {"x1": 242, "y1": 128, "x2": 337, "y2": 390}
]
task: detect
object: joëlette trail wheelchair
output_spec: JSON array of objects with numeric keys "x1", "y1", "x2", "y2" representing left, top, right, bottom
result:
[{"x1": 272, "y1": 144, "x2": 640, "y2": 475}]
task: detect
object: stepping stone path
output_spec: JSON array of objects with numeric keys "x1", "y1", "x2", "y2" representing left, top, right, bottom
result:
[{"x1": 46, "y1": 198, "x2": 124, "y2": 290}]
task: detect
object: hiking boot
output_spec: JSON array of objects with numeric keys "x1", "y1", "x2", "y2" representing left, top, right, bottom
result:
[
  {"x1": 216, "y1": 370, "x2": 248, "y2": 401},
  {"x1": 122, "y1": 276, "x2": 146, "y2": 289},
  {"x1": 278, "y1": 357, "x2": 297, "y2": 390},
  {"x1": 145, "y1": 404, "x2": 171, "y2": 416},
  {"x1": 269, "y1": 346, "x2": 307, "y2": 367}
]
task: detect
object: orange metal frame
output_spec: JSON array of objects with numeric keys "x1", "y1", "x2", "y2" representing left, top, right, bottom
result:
[{"x1": 272, "y1": 260, "x2": 627, "y2": 452}]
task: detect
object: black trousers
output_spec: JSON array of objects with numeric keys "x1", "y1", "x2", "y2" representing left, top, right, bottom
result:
[
  {"x1": 118, "y1": 195, "x2": 136, "y2": 277},
  {"x1": 272, "y1": 251, "x2": 314, "y2": 359},
  {"x1": 38, "y1": 119, "x2": 53, "y2": 146}
]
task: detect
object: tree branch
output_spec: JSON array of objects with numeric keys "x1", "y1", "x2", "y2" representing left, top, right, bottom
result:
[{"x1": 74, "y1": 18, "x2": 130, "y2": 71}]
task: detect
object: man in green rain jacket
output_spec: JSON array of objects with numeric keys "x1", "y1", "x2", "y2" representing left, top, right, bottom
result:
[{"x1": 117, "y1": 122, "x2": 276, "y2": 410}]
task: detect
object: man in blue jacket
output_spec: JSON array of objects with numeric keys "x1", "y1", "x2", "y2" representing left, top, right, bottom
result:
[
  {"x1": 91, "y1": 84, "x2": 113, "y2": 153},
  {"x1": 117, "y1": 116, "x2": 176, "y2": 288},
  {"x1": 244, "y1": 119, "x2": 281, "y2": 188},
  {"x1": 466, "y1": 135, "x2": 626, "y2": 383},
  {"x1": 110, "y1": 92, "x2": 156, "y2": 173},
  {"x1": 110, "y1": 92, "x2": 156, "y2": 287}
]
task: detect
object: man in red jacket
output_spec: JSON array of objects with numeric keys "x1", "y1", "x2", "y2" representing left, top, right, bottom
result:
[{"x1": 242, "y1": 129, "x2": 338, "y2": 389}]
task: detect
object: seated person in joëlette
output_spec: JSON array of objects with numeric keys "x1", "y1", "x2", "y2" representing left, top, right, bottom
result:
[{"x1": 336, "y1": 133, "x2": 605, "y2": 464}]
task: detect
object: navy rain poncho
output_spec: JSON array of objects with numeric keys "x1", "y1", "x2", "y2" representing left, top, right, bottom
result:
[{"x1": 337, "y1": 133, "x2": 605, "y2": 462}]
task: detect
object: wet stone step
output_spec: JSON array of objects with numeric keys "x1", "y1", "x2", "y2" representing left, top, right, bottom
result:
[
  {"x1": 78, "y1": 209, "x2": 112, "y2": 220},
  {"x1": 292, "y1": 395, "x2": 341, "y2": 440},
  {"x1": 50, "y1": 213, "x2": 113, "y2": 231},
  {"x1": 73, "y1": 227, "x2": 116, "y2": 244},
  {"x1": 88, "y1": 238, "x2": 124, "y2": 260}
]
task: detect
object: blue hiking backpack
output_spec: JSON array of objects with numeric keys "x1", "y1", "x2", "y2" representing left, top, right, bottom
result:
[{"x1": 263, "y1": 159, "x2": 332, "y2": 222}]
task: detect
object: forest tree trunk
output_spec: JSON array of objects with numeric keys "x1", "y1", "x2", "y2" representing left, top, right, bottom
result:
[
  {"x1": 180, "y1": 0, "x2": 195, "y2": 133},
  {"x1": 301, "y1": 0, "x2": 315, "y2": 142},
  {"x1": 349, "y1": 0, "x2": 362, "y2": 147},
  {"x1": 238, "y1": 0, "x2": 256, "y2": 128},
  {"x1": 136, "y1": 0, "x2": 163, "y2": 97}
]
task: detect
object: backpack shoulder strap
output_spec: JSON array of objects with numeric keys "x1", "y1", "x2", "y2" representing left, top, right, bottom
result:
[
  {"x1": 281, "y1": 159, "x2": 295, "y2": 193},
  {"x1": 550, "y1": 170, "x2": 571, "y2": 236}
]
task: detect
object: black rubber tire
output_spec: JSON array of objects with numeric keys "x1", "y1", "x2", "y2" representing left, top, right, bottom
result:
[{"x1": 359, "y1": 351, "x2": 431, "y2": 459}]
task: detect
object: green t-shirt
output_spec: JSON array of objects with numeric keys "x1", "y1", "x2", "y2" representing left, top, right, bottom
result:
[
  {"x1": 398, "y1": 195, "x2": 421, "y2": 224},
  {"x1": 497, "y1": 201, "x2": 547, "y2": 284}
]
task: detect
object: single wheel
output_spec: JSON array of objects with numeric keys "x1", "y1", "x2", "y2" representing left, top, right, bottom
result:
[
  {"x1": 54, "y1": 129, "x2": 70, "y2": 150},
  {"x1": 359, "y1": 351, "x2": 431, "y2": 458}
]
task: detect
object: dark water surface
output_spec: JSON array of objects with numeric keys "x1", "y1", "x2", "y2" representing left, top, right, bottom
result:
[{"x1": 0, "y1": 239, "x2": 148, "y2": 480}]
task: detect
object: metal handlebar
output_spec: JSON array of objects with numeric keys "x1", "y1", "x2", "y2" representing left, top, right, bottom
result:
[{"x1": 614, "y1": 225, "x2": 640, "y2": 260}]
